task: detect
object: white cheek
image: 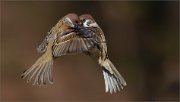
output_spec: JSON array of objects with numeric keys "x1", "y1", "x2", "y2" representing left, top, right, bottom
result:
[
  {"x1": 83, "y1": 20, "x2": 89, "y2": 27},
  {"x1": 64, "y1": 17, "x2": 74, "y2": 27},
  {"x1": 89, "y1": 22, "x2": 98, "y2": 27},
  {"x1": 83, "y1": 20, "x2": 99, "y2": 27}
]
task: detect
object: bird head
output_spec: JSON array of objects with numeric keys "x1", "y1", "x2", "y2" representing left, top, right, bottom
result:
[
  {"x1": 61, "y1": 13, "x2": 100, "y2": 37},
  {"x1": 62, "y1": 13, "x2": 99, "y2": 29},
  {"x1": 79, "y1": 14, "x2": 99, "y2": 28},
  {"x1": 62, "y1": 13, "x2": 80, "y2": 28}
]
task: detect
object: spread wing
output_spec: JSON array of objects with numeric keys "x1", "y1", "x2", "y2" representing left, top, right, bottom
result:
[
  {"x1": 37, "y1": 19, "x2": 64, "y2": 53},
  {"x1": 36, "y1": 32, "x2": 51, "y2": 53},
  {"x1": 53, "y1": 32, "x2": 99, "y2": 57}
]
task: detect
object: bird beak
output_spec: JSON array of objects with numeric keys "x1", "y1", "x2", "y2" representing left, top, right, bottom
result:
[
  {"x1": 74, "y1": 23, "x2": 84, "y2": 30},
  {"x1": 61, "y1": 23, "x2": 83, "y2": 36}
]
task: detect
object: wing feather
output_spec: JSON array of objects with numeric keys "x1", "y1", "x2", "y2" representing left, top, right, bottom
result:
[{"x1": 53, "y1": 32, "x2": 97, "y2": 57}]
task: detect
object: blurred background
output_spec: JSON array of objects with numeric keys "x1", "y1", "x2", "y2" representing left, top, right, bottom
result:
[{"x1": 1, "y1": 1, "x2": 179, "y2": 101}]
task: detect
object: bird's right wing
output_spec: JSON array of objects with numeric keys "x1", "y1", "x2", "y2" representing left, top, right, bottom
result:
[
  {"x1": 53, "y1": 32, "x2": 98, "y2": 57},
  {"x1": 21, "y1": 46, "x2": 54, "y2": 85},
  {"x1": 36, "y1": 37, "x2": 48, "y2": 53},
  {"x1": 36, "y1": 19, "x2": 64, "y2": 53}
]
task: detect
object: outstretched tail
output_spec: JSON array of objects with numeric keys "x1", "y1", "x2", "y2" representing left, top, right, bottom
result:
[
  {"x1": 21, "y1": 48, "x2": 53, "y2": 85},
  {"x1": 100, "y1": 58, "x2": 127, "y2": 93}
]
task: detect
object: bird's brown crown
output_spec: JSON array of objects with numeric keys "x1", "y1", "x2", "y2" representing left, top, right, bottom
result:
[
  {"x1": 65, "y1": 13, "x2": 79, "y2": 23},
  {"x1": 79, "y1": 14, "x2": 94, "y2": 21}
]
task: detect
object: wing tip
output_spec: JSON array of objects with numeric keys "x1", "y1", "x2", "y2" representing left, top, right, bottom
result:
[
  {"x1": 102, "y1": 70, "x2": 126, "y2": 93},
  {"x1": 21, "y1": 59, "x2": 54, "y2": 86}
]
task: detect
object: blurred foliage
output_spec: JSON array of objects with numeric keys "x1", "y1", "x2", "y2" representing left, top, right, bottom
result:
[{"x1": 1, "y1": 1, "x2": 179, "y2": 101}]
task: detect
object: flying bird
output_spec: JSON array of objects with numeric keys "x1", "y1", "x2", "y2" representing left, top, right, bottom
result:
[{"x1": 21, "y1": 13, "x2": 127, "y2": 93}]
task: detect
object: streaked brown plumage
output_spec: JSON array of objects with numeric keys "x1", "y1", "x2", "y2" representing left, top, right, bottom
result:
[{"x1": 21, "y1": 13, "x2": 127, "y2": 93}]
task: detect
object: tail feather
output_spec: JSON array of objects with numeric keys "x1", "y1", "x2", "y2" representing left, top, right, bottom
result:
[
  {"x1": 101, "y1": 59, "x2": 126, "y2": 93},
  {"x1": 21, "y1": 52, "x2": 53, "y2": 85}
]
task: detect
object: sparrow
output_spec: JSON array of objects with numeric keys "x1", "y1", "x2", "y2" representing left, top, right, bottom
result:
[{"x1": 21, "y1": 13, "x2": 127, "y2": 93}]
